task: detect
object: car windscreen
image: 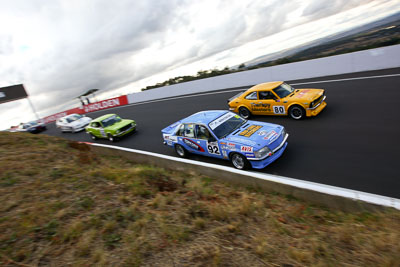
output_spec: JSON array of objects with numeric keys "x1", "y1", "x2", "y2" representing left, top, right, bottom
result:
[
  {"x1": 101, "y1": 115, "x2": 121, "y2": 127},
  {"x1": 209, "y1": 112, "x2": 246, "y2": 139},
  {"x1": 273, "y1": 83, "x2": 295, "y2": 98},
  {"x1": 66, "y1": 114, "x2": 82, "y2": 123}
]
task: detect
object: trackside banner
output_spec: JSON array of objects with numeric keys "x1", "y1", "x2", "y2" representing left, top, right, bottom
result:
[
  {"x1": 41, "y1": 107, "x2": 84, "y2": 124},
  {"x1": 41, "y1": 95, "x2": 129, "y2": 124},
  {"x1": 83, "y1": 96, "x2": 128, "y2": 113}
]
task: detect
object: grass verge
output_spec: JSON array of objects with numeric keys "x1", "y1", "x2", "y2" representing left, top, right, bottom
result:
[{"x1": 1, "y1": 132, "x2": 399, "y2": 266}]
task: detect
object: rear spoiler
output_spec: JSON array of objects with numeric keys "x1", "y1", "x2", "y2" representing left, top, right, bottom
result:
[{"x1": 161, "y1": 121, "x2": 181, "y2": 134}]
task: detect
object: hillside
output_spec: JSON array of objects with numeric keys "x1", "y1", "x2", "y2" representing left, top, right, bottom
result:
[{"x1": 1, "y1": 132, "x2": 399, "y2": 266}]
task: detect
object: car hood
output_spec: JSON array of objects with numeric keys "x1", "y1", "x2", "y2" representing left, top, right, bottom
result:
[
  {"x1": 106, "y1": 119, "x2": 134, "y2": 131},
  {"x1": 289, "y1": 89, "x2": 324, "y2": 101},
  {"x1": 224, "y1": 121, "x2": 284, "y2": 150}
]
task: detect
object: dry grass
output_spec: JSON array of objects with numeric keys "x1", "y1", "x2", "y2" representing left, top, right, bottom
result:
[{"x1": 1, "y1": 132, "x2": 399, "y2": 266}]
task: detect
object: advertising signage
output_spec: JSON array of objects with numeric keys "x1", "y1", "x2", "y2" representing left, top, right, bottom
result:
[{"x1": 0, "y1": 84, "x2": 28, "y2": 105}]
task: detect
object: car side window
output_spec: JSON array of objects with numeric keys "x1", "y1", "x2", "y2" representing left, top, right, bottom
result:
[
  {"x1": 196, "y1": 125, "x2": 211, "y2": 140},
  {"x1": 259, "y1": 91, "x2": 276, "y2": 100},
  {"x1": 176, "y1": 124, "x2": 185, "y2": 136},
  {"x1": 92, "y1": 122, "x2": 100, "y2": 128},
  {"x1": 183, "y1": 124, "x2": 195, "y2": 138},
  {"x1": 245, "y1": 92, "x2": 257, "y2": 100}
]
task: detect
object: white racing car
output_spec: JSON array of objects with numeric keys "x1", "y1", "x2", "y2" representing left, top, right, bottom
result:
[{"x1": 56, "y1": 113, "x2": 92, "y2": 133}]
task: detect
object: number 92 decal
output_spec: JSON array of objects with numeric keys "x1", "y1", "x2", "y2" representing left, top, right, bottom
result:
[
  {"x1": 207, "y1": 142, "x2": 220, "y2": 155},
  {"x1": 273, "y1": 106, "x2": 285, "y2": 114}
]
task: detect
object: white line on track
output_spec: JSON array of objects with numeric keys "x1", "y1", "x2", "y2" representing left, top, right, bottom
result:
[
  {"x1": 91, "y1": 143, "x2": 400, "y2": 210},
  {"x1": 124, "y1": 73, "x2": 400, "y2": 107}
]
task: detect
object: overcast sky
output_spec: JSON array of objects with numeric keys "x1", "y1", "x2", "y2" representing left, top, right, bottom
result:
[{"x1": 1, "y1": 0, "x2": 399, "y2": 129}]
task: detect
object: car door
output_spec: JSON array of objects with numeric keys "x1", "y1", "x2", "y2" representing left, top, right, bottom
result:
[
  {"x1": 178, "y1": 123, "x2": 205, "y2": 154},
  {"x1": 89, "y1": 122, "x2": 105, "y2": 138},
  {"x1": 195, "y1": 124, "x2": 223, "y2": 159},
  {"x1": 256, "y1": 90, "x2": 285, "y2": 115}
]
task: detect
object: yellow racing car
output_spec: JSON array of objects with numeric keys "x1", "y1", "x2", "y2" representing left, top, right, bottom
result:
[{"x1": 228, "y1": 81, "x2": 326, "y2": 120}]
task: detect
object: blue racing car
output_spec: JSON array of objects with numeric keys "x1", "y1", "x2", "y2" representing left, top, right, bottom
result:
[{"x1": 161, "y1": 110, "x2": 288, "y2": 170}]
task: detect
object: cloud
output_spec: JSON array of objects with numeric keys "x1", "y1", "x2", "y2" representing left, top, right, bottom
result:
[{"x1": 0, "y1": 0, "x2": 399, "y2": 129}]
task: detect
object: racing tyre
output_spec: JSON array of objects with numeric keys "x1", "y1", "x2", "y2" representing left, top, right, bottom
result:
[
  {"x1": 90, "y1": 133, "x2": 97, "y2": 140},
  {"x1": 230, "y1": 153, "x2": 250, "y2": 170},
  {"x1": 175, "y1": 144, "x2": 187, "y2": 158},
  {"x1": 289, "y1": 105, "x2": 305, "y2": 120},
  {"x1": 108, "y1": 134, "x2": 116, "y2": 142},
  {"x1": 239, "y1": 107, "x2": 251, "y2": 119}
]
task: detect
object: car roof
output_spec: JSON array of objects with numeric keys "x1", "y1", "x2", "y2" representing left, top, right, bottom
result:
[
  {"x1": 92, "y1": 114, "x2": 116, "y2": 122},
  {"x1": 246, "y1": 81, "x2": 283, "y2": 93},
  {"x1": 181, "y1": 110, "x2": 229, "y2": 124},
  {"x1": 61, "y1": 113, "x2": 81, "y2": 119}
]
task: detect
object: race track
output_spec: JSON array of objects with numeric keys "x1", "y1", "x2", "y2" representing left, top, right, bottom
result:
[{"x1": 44, "y1": 68, "x2": 400, "y2": 199}]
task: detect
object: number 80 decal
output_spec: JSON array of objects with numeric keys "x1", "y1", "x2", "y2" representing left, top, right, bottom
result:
[
  {"x1": 207, "y1": 142, "x2": 221, "y2": 155},
  {"x1": 273, "y1": 106, "x2": 285, "y2": 114}
]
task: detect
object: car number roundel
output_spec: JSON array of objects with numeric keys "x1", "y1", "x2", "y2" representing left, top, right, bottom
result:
[
  {"x1": 273, "y1": 106, "x2": 285, "y2": 114},
  {"x1": 207, "y1": 142, "x2": 220, "y2": 155}
]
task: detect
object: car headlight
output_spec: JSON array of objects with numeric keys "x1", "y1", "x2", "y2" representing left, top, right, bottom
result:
[
  {"x1": 254, "y1": 146, "x2": 272, "y2": 159},
  {"x1": 281, "y1": 127, "x2": 286, "y2": 137}
]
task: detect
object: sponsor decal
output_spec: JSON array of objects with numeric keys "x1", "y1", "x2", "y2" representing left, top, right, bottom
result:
[
  {"x1": 183, "y1": 138, "x2": 205, "y2": 152},
  {"x1": 273, "y1": 106, "x2": 285, "y2": 114},
  {"x1": 241, "y1": 146, "x2": 253, "y2": 153},
  {"x1": 206, "y1": 142, "x2": 221, "y2": 155},
  {"x1": 209, "y1": 112, "x2": 236, "y2": 130},
  {"x1": 220, "y1": 142, "x2": 226, "y2": 145},
  {"x1": 227, "y1": 142, "x2": 236, "y2": 150},
  {"x1": 222, "y1": 150, "x2": 228, "y2": 159},
  {"x1": 0, "y1": 92, "x2": 5, "y2": 98},
  {"x1": 163, "y1": 134, "x2": 177, "y2": 142},
  {"x1": 257, "y1": 130, "x2": 267, "y2": 136},
  {"x1": 264, "y1": 130, "x2": 279, "y2": 143},
  {"x1": 296, "y1": 89, "x2": 310, "y2": 97},
  {"x1": 251, "y1": 103, "x2": 271, "y2": 112},
  {"x1": 226, "y1": 136, "x2": 257, "y2": 146},
  {"x1": 239, "y1": 125, "x2": 262, "y2": 137}
]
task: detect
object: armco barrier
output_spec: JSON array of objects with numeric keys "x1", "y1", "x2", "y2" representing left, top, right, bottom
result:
[
  {"x1": 89, "y1": 143, "x2": 400, "y2": 212},
  {"x1": 127, "y1": 44, "x2": 400, "y2": 104}
]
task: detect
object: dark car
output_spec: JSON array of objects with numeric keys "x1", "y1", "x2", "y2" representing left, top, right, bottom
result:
[{"x1": 16, "y1": 121, "x2": 47, "y2": 134}]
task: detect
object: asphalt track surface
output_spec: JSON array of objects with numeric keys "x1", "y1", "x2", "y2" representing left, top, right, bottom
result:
[{"x1": 44, "y1": 68, "x2": 400, "y2": 199}]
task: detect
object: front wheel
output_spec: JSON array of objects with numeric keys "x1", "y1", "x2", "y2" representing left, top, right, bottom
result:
[
  {"x1": 230, "y1": 153, "x2": 250, "y2": 170},
  {"x1": 239, "y1": 107, "x2": 251, "y2": 119},
  {"x1": 108, "y1": 134, "x2": 116, "y2": 142},
  {"x1": 289, "y1": 105, "x2": 305, "y2": 120},
  {"x1": 175, "y1": 144, "x2": 187, "y2": 158}
]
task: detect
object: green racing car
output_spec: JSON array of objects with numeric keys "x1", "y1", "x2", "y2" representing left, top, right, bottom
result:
[{"x1": 85, "y1": 114, "x2": 136, "y2": 142}]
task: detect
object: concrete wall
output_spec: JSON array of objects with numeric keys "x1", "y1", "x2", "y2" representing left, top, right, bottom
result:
[
  {"x1": 90, "y1": 143, "x2": 400, "y2": 212},
  {"x1": 127, "y1": 44, "x2": 400, "y2": 104}
]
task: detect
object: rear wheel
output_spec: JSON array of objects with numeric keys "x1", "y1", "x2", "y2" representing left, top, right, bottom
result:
[
  {"x1": 230, "y1": 153, "x2": 250, "y2": 170},
  {"x1": 90, "y1": 133, "x2": 97, "y2": 140},
  {"x1": 175, "y1": 144, "x2": 187, "y2": 158},
  {"x1": 239, "y1": 107, "x2": 251, "y2": 119},
  {"x1": 289, "y1": 105, "x2": 305, "y2": 120}
]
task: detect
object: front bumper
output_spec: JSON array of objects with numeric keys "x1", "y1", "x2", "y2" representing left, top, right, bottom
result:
[
  {"x1": 249, "y1": 142, "x2": 288, "y2": 169},
  {"x1": 306, "y1": 96, "x2": 327, "y2": 117}
]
